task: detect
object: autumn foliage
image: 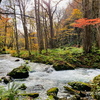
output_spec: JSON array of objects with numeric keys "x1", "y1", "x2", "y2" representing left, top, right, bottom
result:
[{"x1": 73, "y1": 18, "x2": 100, "y2": 28}]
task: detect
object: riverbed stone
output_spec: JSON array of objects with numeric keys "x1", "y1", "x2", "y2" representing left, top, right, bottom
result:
[
  {"x1": 21, "y1": 93, "x2": 39, "y2": 98},
  {"x1": 1, "y1": 76, "x2": 12, "y2": 84},
  {"x1": 15, "y1": 59, "x2": 20, "y2": 62},
  {"x1": 64, "y1": 86, "x2": 86, "y2": 97},
  {"x1": 7, "y1": 65, "x2": 29, "y2": 79},
  {"x1": 68, "y1": 82, "x2": 91, "y2": 91},
  {"x1": 33, "y1": 84, "x2": 44, "y2": 90}
]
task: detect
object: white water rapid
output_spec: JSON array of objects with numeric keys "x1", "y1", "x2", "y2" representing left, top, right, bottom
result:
[{"x1": 0, "y1": 54, "x2": 100, "y2": 99}]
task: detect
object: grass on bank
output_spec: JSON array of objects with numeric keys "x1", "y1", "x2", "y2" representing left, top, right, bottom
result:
[{"x1": 4, "y1": 47, "x2": 100, "y2": 70}]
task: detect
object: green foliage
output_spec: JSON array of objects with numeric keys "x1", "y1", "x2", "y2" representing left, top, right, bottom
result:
[
  {"x1": 0, "y1": 82, "x2": 20, "y2": 100},
  {"x1": 10, "y1": 47, "x2": 100, "y2": 70}
]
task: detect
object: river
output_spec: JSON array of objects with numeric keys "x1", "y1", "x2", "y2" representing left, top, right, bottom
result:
[{"x1": 0, "y1": 54, "x2": 100, "y2": 99}]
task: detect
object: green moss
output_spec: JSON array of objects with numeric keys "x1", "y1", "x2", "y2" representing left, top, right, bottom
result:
[
  {"x1": 47, "y1": 87, "x2": 59, "y2": 96},
  {"x1": 21, "y1": 93, "x2": 39, "y2": 98},
  {"x1": 68, "y1": 82, "x2": 91, "y2": 91}
]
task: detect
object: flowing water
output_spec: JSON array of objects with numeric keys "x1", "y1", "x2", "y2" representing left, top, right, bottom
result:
[{"x1": 0, "y1": 54, "x2": 100, "y2": 99}]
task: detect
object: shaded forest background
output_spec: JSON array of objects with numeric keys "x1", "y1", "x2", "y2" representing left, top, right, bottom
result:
[{"x1": 0, "y1": 0, "x2": 100, "y2": 55}]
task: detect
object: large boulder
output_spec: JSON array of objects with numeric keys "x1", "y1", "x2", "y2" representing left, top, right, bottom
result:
[
  {"x1": 68, "y1": 82, "x2": 91, "y2": 91},
  {"x1": 7, "y1": 65, "x2": 29, "y2": 79}
]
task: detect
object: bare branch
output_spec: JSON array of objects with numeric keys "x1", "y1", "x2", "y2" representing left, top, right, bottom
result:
[
  {"x1": 52, "y1": 0, "x2": 63, "y2": 16},
  {"x1": 0, "y1": 12, "x2": 35, "y2": 18},
  {"x1": 73, "y1": 0, "x2": 82, "y2": 5},
  {"x1": 40, "y1": 3, "x2": 49, "y2": 15}
]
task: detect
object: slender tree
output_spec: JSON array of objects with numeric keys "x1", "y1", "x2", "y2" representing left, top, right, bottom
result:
[
  {"x1": 8, "y1": 0, "x2": 20, "y2": 55},
  {"x1": 34, "y1": 0, "x2": 44, "y2": 53},
  {"x1": 42, "y1": 0, "x2": 63, "y2": 48},
  {"x1": 17, "y1": 0, "x2": 29, "y2": 50}
]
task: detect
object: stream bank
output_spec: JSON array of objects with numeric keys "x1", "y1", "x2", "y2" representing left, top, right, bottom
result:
[{"x1": 0, "y1": 54, "x2": 100, "y2": 99}]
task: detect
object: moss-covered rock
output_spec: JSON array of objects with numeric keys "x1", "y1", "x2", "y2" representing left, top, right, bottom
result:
[
  {"x1": 64, "y1": 86, "x2": 78, "y2": 95},
  {"x1": 68, "y1": 82, "x2": 91, "y2": 91},
  {"x1": 92, "y1": 75, "x2": 100, "y2": 100},
  {"x1": 93, "y1": 74, "x2": 100, "y2": 84},
  {"x1": 64, "y1": 86, "x2": 86, "y2": 97},
  {"x1": 53, "y1": 61, "x2": 75, "y2": 71},
  {"x1": 21, "y1": 93, "x2": 39, "y2": 98},
  {"x1": 47, "y1": 87, "x2": 59, "y2": 96},
  {"x1": 7, "y1": 65, "x2": 29, "y2": 79}
]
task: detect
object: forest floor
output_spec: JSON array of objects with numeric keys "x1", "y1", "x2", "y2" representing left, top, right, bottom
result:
[{"x1": 5, "y1": 47, "x2": 100, "y2": 70}]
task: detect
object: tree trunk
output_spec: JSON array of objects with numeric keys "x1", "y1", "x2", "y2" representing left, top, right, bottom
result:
[
  {"x1": 14, "y1": 5, "x2": 19, "y2": 56},
  {"x1": 82, "y1": 0, "x2": 93, "y2": 53},
  {"x1": 17, "y1": 0, "x2": 29, "y2": 50},
  {"x1": 34, "y1": 0, "x2": 44, "y2": 53},
  {"x1": 49, "y1": 15, "x2": 54, "y2": 48},
  {"x1": 92, "y1": 0, "x2": 100, "y2": 49}
]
